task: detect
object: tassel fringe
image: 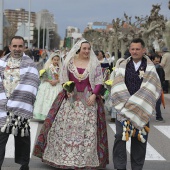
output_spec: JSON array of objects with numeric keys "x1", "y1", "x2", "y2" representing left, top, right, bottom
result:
[
  {"x1": 121, "y1": 120, "x2": 149, "y2": 143},
  {"x1": 0, "y1": 112, "x2": 30, "y2": 137}
]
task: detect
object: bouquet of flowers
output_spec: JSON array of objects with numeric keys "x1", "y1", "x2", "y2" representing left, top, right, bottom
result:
[
  {"x1": 63, "y1": 81, "x2": 75, "y2": 93},
  {"x1": 105, "y1": 79, "x2": 113, "y2": 87},
  {"x1": 39, "y1": 69, "x2": 47, "y2": 78},
  {"x1": 103, "y1": 79, "x2": 113, "y2": 100},
  {"x1": 105, "y1": 79, "x2": 113, "y2": 90},
  {"x1": 39, "y1": 69, "x2": 46, "y2": 77},
  {"x1": 63, "y1": 81, "x2": 75, "y2": 108}
]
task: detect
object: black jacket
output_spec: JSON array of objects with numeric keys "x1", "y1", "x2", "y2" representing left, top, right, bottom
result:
[{"x1": 155, "y1": 64, "x2": 165, "y2": 87}]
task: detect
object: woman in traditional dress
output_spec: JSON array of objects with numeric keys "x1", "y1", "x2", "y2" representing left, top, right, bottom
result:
[
  {"x1": 33, "y1": 38, "x2": 109, "y2": 169},
  {"x1": 33, "y1": 52, "x2": 62, "y2": 120}
]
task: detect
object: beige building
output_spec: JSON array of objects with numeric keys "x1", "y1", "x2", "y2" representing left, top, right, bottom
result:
[{"x1": 4, "y1": 8, "x2": 36, "y2": 26}]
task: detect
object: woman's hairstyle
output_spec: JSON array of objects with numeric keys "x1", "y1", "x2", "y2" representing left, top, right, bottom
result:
[
  {"x1": 100, "y1": 50, "x2": 105, "y2": 58},
  {"x1": 94, "y1": 50, "x2": 99, "y2": 56},
  {"x1": 76, "y1": 41, "x2": 90, "y2": 54}
]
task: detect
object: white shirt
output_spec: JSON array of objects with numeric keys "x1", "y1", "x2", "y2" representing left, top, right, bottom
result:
[{"x1": 133, "y1": 60, "x2": 142, "y2": 71}]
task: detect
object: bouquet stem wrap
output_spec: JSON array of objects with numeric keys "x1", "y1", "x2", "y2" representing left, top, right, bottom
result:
[{"x1": 63, "y1": 81, "x2": 75, "y2": 108}]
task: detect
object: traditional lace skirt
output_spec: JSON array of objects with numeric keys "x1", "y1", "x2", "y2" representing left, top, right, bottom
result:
[{"x1": 33, "y1": 90, "x2": 109, "y2": 169}]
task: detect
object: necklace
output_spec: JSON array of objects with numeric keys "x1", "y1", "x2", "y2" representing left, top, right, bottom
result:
[{"x1": 77, "y1": 73, "x2": 83, "y2": 82}]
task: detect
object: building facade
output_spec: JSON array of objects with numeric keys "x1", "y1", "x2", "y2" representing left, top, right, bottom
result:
[{"x1": 4, "y1": 8, "x2": 36, "y2": 26}]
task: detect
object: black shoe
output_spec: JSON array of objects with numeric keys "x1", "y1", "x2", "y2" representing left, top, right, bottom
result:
[
  {"x1": 19, "y1": 165, "x2": 29, "y2": 170},
  {"x1": 156, "y1": 117, "x2": 165, "y2": 122}
]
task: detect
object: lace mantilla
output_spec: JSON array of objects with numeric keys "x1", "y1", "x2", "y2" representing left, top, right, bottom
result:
[{"x1": 60, "y1": 38, "x2": 103, "y2": 90}]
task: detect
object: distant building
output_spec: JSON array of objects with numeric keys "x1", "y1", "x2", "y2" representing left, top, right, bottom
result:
[
  {"x1": 4, "y1": 8, "x2": 36, "y2": 26},
  {"x1": 86, "y1": 21, "x2": 111, "y2": 30},
  {"x1": 36, "y1": 10, "x2": 58, "y2": 33},
  {"x1": 66, "y1": 26, "x2": 80, "y2": 38},
  {"x1": 4, "y1": 8, "x2": 36, "y2": 46},
  {"x1": 4, "y1": 8, "x2": 58, "y2": 49},
  {"x1": 64, "y1": 26, "x2": 82, "y2": 48},
  {"x1": 84, "y1": 21, "x2": 112, "y2": 34}
]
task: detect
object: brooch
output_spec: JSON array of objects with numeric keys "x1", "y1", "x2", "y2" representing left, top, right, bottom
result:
[{"x1": 139, "y1": 67, "x2": 145, "y2": 79}]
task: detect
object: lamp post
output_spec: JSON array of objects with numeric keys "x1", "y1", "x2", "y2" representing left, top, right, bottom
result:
[
  {"x1": 37, "y1": 13, "x2": 41, "y2": 49},
  {"x1": 28, "y1": 0, "x2": 31, "y2": 48},
  {"x1": 43, "y1": 20, "x2": 45, "y2": 49},
  {"x1": 45, "y1": 26, "x2": 49, "y2": 49},
  {"x1": 0, "y1": 0, "x2": 4, "y2": 50}
]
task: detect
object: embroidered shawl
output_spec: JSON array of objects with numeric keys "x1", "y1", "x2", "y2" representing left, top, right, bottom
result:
[
  {"x1": 111, "y1": 55, "x2": 162, "y2": 129},
  {"x1": 0, "y1": 53, "x2": 40, "y2": 128}
]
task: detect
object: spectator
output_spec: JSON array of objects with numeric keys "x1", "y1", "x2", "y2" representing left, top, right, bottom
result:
[
  {"x1": 160, "y1": 47, "x2": 170, "y2": 93},
  {"x1": 152, "y1": 54, "x2": 165, "y2": 122}
]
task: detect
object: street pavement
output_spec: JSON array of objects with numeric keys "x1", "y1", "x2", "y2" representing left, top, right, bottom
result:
[
  {"x1": 1, "y1": 94, "x2": 170, "y2": 170},
  {"x1": 1, "y1": 60, "x2": 170, "y2": 170}
]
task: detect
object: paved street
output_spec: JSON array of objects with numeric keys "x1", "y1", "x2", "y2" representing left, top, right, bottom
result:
[{"x1": 1, "y1": 94, "x2": 170, "y2": 170}]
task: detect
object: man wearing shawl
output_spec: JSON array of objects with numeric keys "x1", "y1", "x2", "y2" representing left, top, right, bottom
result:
[
  {"x1": 0, "y1": 36, "x2": 39, "y2": 170},
  {"x1": 111, "y1": 38, "x2": 161, "y2": 170}
]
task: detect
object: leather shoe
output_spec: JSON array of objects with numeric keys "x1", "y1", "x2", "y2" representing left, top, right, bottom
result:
[{"x1": 19, "y1": 165, "x2": 29, "y2": 170}]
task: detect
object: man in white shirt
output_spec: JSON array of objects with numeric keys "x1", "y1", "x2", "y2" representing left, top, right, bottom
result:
[{"x1": 112, "y1": 38, "x2": 161, "y2": 170}]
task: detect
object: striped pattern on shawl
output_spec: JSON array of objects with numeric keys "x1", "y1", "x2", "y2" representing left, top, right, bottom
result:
[
  {"x1": 111, "y1": 55, "x2": 161, "y2": 130},
  {"x1": 0, "y1": 53, "x2": 40, "y2": 128}
]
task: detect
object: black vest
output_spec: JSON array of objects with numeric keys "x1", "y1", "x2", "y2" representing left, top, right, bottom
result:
[{"x1": 125, "y1": 58, "x2": 147, "y2": 95}]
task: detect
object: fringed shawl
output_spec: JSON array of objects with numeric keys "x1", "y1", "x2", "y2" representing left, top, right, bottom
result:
[
  {"x1": 0, "y1": 53, "x2": 40, "y2": 128},
  {"x1": 111, "y1": 55, "x2": 162, "y2": 129}
]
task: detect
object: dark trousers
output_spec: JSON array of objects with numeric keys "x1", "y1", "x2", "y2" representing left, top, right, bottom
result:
[
  {"x1": 113, "y1": 119, "x2": 148, "y2": 170},
  {"x1": 163, "y1": 80, "x2": 169, "y2": 93},
  {"x1": 156, "y1": 96, "x2": 162, "y2": 119},
  {"x1": 0, "y1": 132, "x2": 30, "y2": 168}
]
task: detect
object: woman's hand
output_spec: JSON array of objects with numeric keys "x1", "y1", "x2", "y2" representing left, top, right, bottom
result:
[
  {"x1": 49, "y1": 80, "x2": 59, "y2": 86},
  {"x1": 87, "y1": 94, "x2": 96, "y2": 106}
]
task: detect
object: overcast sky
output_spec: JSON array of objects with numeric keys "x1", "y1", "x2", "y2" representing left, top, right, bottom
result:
[{"x1": 3, "y1": 0, "x2": 170, "y2": 39}]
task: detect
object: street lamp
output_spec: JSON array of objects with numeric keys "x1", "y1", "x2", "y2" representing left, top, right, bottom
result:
[
  {"x1": 0, "y1": 0, "x2": 4, "y2": 50},
  {"x1": 28, "y1": 0, "x2": 31, "y2": 48}
]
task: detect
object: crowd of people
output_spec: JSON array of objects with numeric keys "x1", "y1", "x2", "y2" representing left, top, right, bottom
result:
[{"x1": 0, "y1": 35, "x2": 169, "y2": 170}]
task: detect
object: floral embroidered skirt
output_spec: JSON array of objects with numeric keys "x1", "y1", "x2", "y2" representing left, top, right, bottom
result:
[{"x1": 33, "y1": 90, "x2": 109, "y2": 169}]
